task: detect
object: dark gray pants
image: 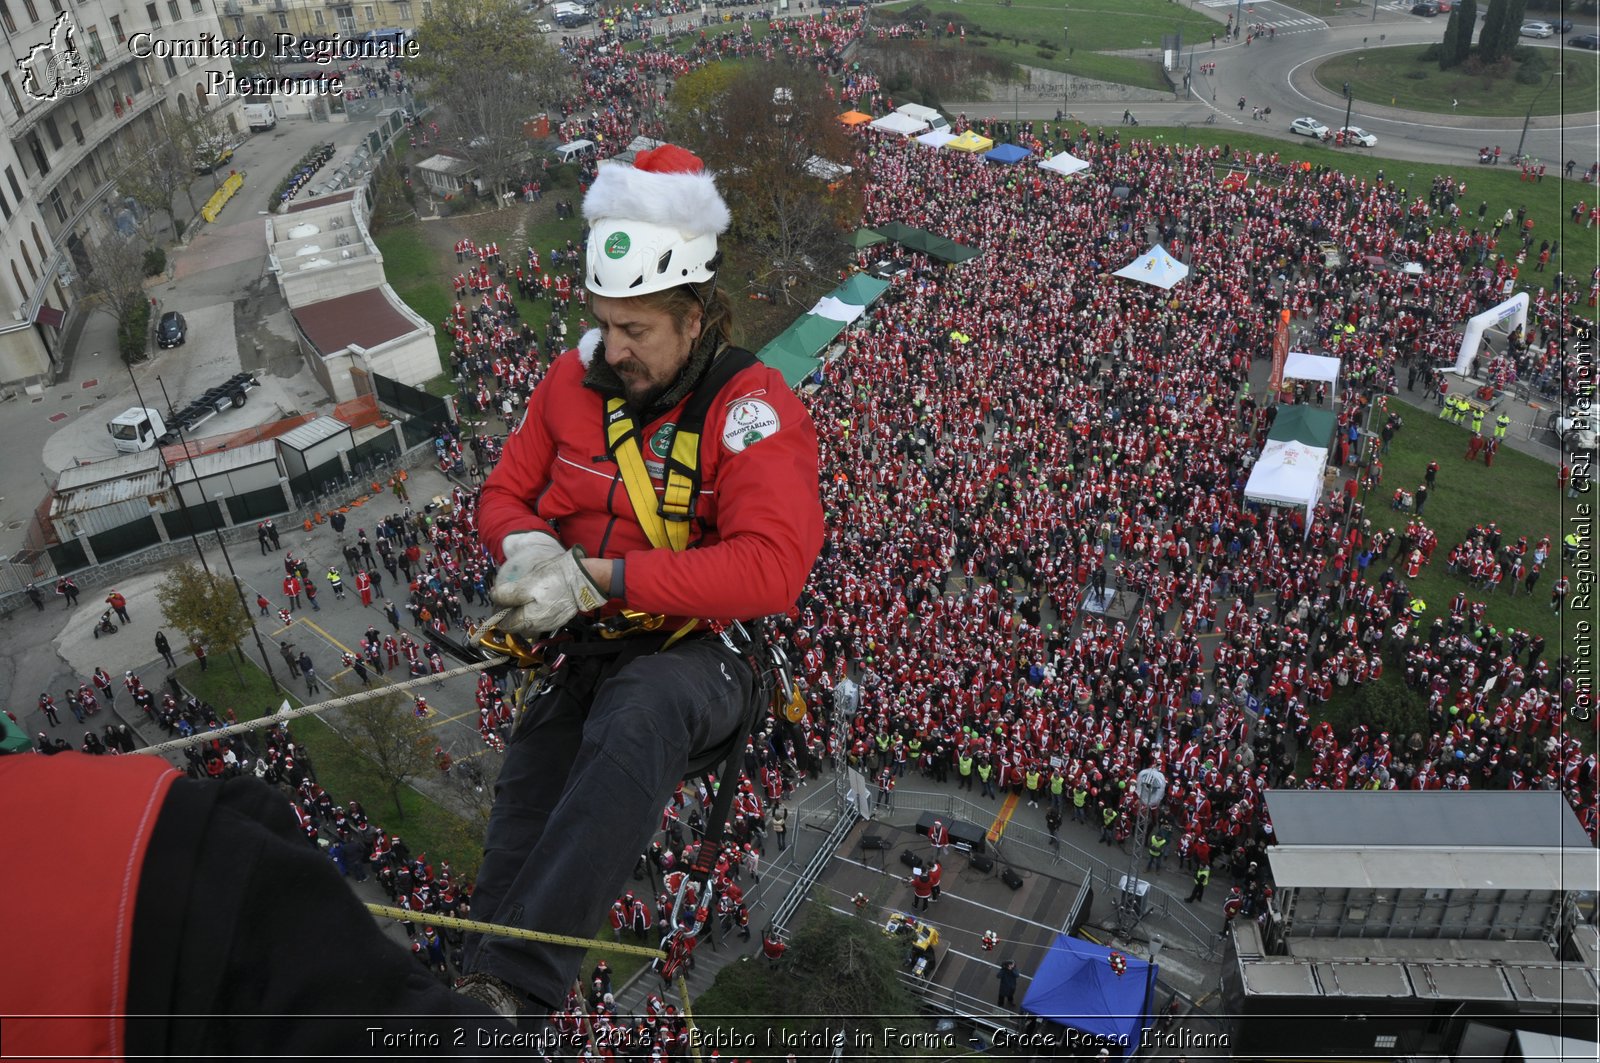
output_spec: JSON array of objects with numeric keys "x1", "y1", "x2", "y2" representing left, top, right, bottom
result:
[{"x1": 464, "y1": 635, "x2": 750, "y2": 1006}]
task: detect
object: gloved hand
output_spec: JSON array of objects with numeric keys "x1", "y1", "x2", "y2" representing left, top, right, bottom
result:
[
  {"x1": 490, "y1": 546, "x2": 607, "y2": 636},
  {"x1": 496, "y1": 531, "x2": 567, "y2": 585}
]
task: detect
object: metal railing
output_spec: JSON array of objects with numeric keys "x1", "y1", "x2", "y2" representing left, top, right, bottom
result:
[{"x1": 768, "y1": 803, "x2": 859, "y2": 935}]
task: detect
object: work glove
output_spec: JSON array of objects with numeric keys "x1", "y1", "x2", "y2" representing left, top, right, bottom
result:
[
  {"x1": 490, "y1": 546, "x2": 607, "y2": 637},
  {"x1": 496, "y1": 531, "x2": 568, "y2": 584}
]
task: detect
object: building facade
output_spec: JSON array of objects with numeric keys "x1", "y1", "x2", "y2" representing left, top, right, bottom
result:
[
  {"x1": 0, "y1": 0, "x2": 240, "y2": 388},
  {"x1": 217, "y1": 0, "x2": 426, "y2": 44}
]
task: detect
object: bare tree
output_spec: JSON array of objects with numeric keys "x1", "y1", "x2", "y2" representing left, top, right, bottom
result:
[
  {"x1": 672, "y1": 62, "x2": 857, "y2": 304},
  {"x1": 412, "y1": 0, "x2": 572, "y2": 197},
  {"x1": 112, "y1": 110, "x2": 204, "y2": 233},
  {"x1": 78, "y1": 229, "x2": 153, "y2": 360},
  {"x1": 337, "y1": 685, "x2": 437, "y2": 819}
]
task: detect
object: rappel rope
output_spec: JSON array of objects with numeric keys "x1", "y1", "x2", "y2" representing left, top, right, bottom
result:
[{"x1": 141, "y1": 658, "x2": 507, "y2": 757}]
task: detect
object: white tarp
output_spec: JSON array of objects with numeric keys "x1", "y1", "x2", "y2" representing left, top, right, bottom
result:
[
  {"x1": 869, "y1": 112, "x2": 929, "y2": 136},
  {"x1": 916, "y1": 129, "x2": 958, "y2": 149},
  {"x1": 1243, "y1": 439, "x2": 1328, "y2": 514},
  {"x1": 1113, "y1": 244, "x2": 1189, "y2": 290},
  {"x1": 1039, "y1": 151, "x2": 1091, "y2": 177},
  {"x1": 803, "y1": 155, "x2": 853, "y2": 179},
  {"x1": 1453, "y1": 292, "x2": 1529, "y2": 375},
  {"x1": 809, "y1": 296, "x2": 867, "y2": 324}
]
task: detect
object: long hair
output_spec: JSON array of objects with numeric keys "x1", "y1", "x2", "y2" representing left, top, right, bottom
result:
[{"x1": 634, "y1": 282, "x2": 736, "y2": 353}]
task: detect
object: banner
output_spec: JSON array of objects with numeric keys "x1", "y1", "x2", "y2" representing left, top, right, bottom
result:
[{"x1": 1267, "y1": 307, "x2": 1291, "y2": 397}]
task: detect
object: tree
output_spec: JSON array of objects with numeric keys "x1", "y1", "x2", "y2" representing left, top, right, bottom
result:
[
  {"x1": 1476, "y1": 0, "x2": 1527, "y2": 62},
  {"x1": 156, "y1": 562, "x2": 254, "y2": 682},
  {"x1": 693, "y1": 904, "x2": 926, "y2": 1056},
  {"x1": 1478, "y1": 0, "x2": 1507, "y2": 59},
  {"x1": 412, "y1": 0, "x2": 572, "y2": 196},
  {"x1": 1454, "y1": 0, "x2": 1478, "y2": 64},
  {"x1": 1440, "y1": 9, "x2": 1464, "y2": 69},
  {"x1": 111, "y1": 108, "x2": 211, "y2": 234},
  {"x1": 336, "y1": 685, "x2": 437, "y2": 818},
  {"x1": 78, "y1": 229, "x2": 155, "y2": 362},
  {"x1": 671, "y1": 62, "x2": 857, "y2": 305}
]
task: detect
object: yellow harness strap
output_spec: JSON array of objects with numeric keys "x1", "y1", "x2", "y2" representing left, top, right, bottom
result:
[{"x1": 603, "y1": 396, "x2": 699, "y2": 646}]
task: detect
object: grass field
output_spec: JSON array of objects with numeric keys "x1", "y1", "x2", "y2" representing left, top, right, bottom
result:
[{"x1": 1315, "y1": 45, "x2": 1595, "y2": 117}]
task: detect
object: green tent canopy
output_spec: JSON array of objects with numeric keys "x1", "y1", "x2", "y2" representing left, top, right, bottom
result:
[
  {"x1": 832, "y1": 273, "x2": 890, "y2": 306},
  {"x1": 870, "y1": 220, "x2": 978, "y2": 264},
  {"x1": 1267, "y1": 405, "x2": 1338, "y2": 450},
  {"x1": 847, "y1": 228, "x2": 888, "y2": 249}
]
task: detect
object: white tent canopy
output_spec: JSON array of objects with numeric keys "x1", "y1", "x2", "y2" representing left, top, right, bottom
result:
[
  {"x1": 809, "y1": 296, "x2": 868, "y2": 324},
  {"x1": 869, "y1": 112, "x2": 928, "y2": 136},
  {"x1": 1039, "y1": 150, "x2": 1091, "y2": 177},
  {"x1": 1113, "y1": 244, "x2": 1189, "y2": 290},
  {"x1": 1283, "y1": 351, "x2": 1342, "y2": 401},
  {"x1": 1453, "y1": 292, "x2": 1529, "y2": 375},
  {"x1": 915, "y1": 128, "x2": 957, "y2": 149},
  {"x1": 1243, "y1": 439, "x2": 1328, "y2": 516}
]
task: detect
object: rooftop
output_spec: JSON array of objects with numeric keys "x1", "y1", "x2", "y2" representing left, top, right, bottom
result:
[
  {"x1": 1265, "y1": 790, "x2": 1592, "y2": 850},
  {"x1": 292, "y1": 288, "x2": 418, "y2": 355}
]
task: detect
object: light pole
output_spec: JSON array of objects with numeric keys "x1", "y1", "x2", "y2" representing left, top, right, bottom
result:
[
  {"x1": 1513, "y1": 70, "x2": 1562, "y2": 164},
  {"x1": 1116, "y1": 767, "x2": 1167, "y2": 940},
  {"x1": 1343, "y1": 80, "x2": 1354, "y2": 138},
  {"x1": 1063, "y1": 23, "x2": 1070, "y2": 119},
  {"x1": 212, "y1": 492, "x2": 283, "y2": 692}
]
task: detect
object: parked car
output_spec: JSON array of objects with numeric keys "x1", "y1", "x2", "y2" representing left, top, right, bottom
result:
[
  {"x1": 1553, "y1": 18, "x2": 1573, "y2": 32},
  {"x1": 1570, "y1": 32, "x2": 1600, "y2": 48},
  {"x1": 156, "y1": 311, "x2": 187, "y2": 349},
  {"x1": 1546, "y1": 410, "x2": 1596, "y2": 452},
  {"x1": 192, "y1": 141, "x2": 234, "y2": 174},
  {"x1": 1519, "y1": 20, "x2": 1554, "y2": 37},
  {"x1": 1338, "y1": 126, "x2": 1378, "y2": 147},
  {"x1": 1290, "y1": 116, "x2": 1330, "y2": 138},
  {"x1": 1411, "y1": 2, "x2": 1440, "y2": 16}
]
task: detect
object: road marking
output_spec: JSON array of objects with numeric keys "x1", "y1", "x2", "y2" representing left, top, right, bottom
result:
[
  {"x1": 297, "y1": 617, "x2": 356, "y2": 655},
  {"x1": 988, "y1": 791, "x2": 1020, "y2": 844}
]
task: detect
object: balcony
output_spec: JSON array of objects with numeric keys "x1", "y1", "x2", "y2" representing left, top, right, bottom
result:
[
  {"x1": 223, "y1": 0, "x2": 242, "y2": 12},
  {"x1": 33, "y1": 89, "x2": 167, "y2": 224}
]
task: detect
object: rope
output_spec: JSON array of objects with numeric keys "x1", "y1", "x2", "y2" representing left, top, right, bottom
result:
[
  {"x1": 679, "y1": 974, "x2": 701, "y2": 1063},
  {"x1": 364, "y1": 903, "x2": 667, "y2": 960},
  {"x1": 141, "y1": 658, "x2": 506, "y2": 756}
]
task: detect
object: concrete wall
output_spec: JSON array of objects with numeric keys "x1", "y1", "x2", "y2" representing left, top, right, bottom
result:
[
  {"x1": 363, "y1": 329, "x2": 440, "y2": 390},
  {"x1": 279, "y1": 257, "x2": 387, "y2": 306}
]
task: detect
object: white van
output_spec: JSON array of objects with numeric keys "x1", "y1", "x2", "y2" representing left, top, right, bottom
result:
[
  {"x1": 896, "y1": 103, "x2": 949, "y2": 132},
  {"x1": 554, "y1": 139, "x2": 596, "y2": 163},
  {"x1": 551, "y1": 1, "x2": 590, "y2": 25}
]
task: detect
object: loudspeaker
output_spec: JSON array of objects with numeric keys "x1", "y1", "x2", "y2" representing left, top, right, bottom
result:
[
  {"x1": 968, "y1": 852, "x2": 995, "y2": 873},
  {"x1": 1000, "y1": 867, "x2": 1024, "y2": 891},
  {"x1": 900, "y1": 849, "x2": 924, "y2": 869},
  {"x1": 948, "y1": 820, "x2": 987, "y2": 855}
]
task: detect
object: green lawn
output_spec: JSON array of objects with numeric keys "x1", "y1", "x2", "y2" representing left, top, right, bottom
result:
[
  {"x1": 1111, "y1": 125, "x2": 1599, "y2": 307},
  {"x1": 374, "y1": 224, "x2": 456, "y2": 366},
  {"x1": 176, "y1": 658, "x2": 486, "y2": 876},
  {"x1": 880, "y1": 0, "x2": 1216, "y2": 53},
  {"x1": 174, "y1": 656, "x2": 655, "y2": 979},
  {"x1": 1315, "y1": 45, "x2": 1593, "y2": 117},
  {"x1": 1356, "y1": 394, "x2": 1571, "y2": 653}
]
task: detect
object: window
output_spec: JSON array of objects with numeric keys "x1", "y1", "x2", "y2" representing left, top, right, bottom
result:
[
  {"x1": 1373, "y1": 1037, "x2": 1398, "y2": 1050},
  {"x1": 86, "y1": 26, "x2": 106, "y2": 64},
  {"x1": 0, "y1": 0, "x2": 15, "y2": 33},
  {"x1": 86, "y1": 91, "x2": 101, "y2": 119},
  {"x1": 1, "y1": 73, "x2": 22, "y2": 119},
  {"x1": 43, "y1": 115, "x2": 62, "y2": 150},
  {"x1": 191, "y1": 0, "x2": 202, "y2": 12},
  {"x1": 127, "y1": 65, "x2": 143, "y2": 93},
  {"x1": 110, "y1": 14, "x2": 124, "y2": 42},
  {"x1": 70, "y1": 119, "x2": 83, "y2": 145},
  {"x1": 162, "y1": 55, "x2": 177, "y2": 78},
  {"x1": 396, "y1": 0, "x2": 410, "y2": 18},
  {"x1": 422, "y1": 1, "x2": 431, "y2": 18},
  {"x1": 46, "y1": 187, "x2": 65, "y2": 223},
  {"x1": 21, "y1": 0, "x2": 38, "y2": 24},
  {"x1": 231, "y1": 15, "x2": 242, "y2": 33},
  {"x1": 6, "y1": 166, "x2": 22, "y2": 203},
  {"x1": 276, "y1": 12, "x2": 286, "y2": 28},
  {"x1": 69, "y1": 187, "x2": 82, "y2": 212},
  {"x1": 363, "y1": 5, "x2": 374, "y2": 21},
  {"x1": 84, "y1": 153, "x2": 99, "y2": 185},
  {"x1": 313, "y1": 9, "x2": 324, "y2": 24},
  {"x1": 168, "y1": 0, "x2": 179, "y2": 19},
  {"x1": 25, "y1": 132, "x2": 49, "y2": 176},
  {"x1": 145, "y1": 2, "x2": 159, "y2": 27},
  {"x1": 0, "y1": 188, "x2": 11, "y2": 222},
  {"x1": 32, "y1": 224, "x2": 47, "y2": 267},
  {"x1": 21, "y1": 242, "x2": 36, "y2": 282},
  {"x1": 49, "y1": 0, "x2": 61, "y2": 12}
]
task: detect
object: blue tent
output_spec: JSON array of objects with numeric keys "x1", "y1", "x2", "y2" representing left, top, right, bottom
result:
[
  {"x1": 1020, "y1": 935, "x2": 1157, "y2": 1056},
  {"x1": 984, "y1": 143, "x2": 1034, "y2": 165}
]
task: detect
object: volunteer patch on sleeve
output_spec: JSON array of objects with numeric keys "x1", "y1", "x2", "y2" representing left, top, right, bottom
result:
[{"x1": 722, "y1": 398, "x2": 781, "y2": 453}]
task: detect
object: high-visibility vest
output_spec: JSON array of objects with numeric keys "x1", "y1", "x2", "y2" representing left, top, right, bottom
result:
[
  {"x1": 958, "y1": 755, "x2": 973, "y2": 776},
  {"x1": 976, "y1": 763, "x2": 992, "y2": 782},
  {"x1": 1025, "y1": 770, "x2": 1041, "y2": 791},
  {"x1": 1050, "y1": 775, "x2": 1066, "y2": 796},
  {"x1": 1148, "y1": 835, "x2": 1168, "y2": 858},
  {"x1": 1073, "y1": 788, "x2": 1088, "y2": 808}
]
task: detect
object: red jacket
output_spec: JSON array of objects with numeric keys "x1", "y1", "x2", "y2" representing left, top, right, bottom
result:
[{"x1": 479, "y1": 346, "x2": 823, "y2": 622}]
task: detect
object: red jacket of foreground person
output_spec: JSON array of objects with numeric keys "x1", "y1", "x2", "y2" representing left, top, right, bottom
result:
[{"x1": 478, "y1": 343, "x2": 824, "y2": 624}]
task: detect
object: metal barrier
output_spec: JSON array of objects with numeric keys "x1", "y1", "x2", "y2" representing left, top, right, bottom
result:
[{"x1": 768, "y1": 803, "x2": 860, "y2": 935}]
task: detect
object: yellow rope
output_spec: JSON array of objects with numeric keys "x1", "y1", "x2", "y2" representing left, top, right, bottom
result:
[
  {"x1": 679, "y1": 974, "x2": 701, "y2": 1063},
  {"x1": 365, "y1": 902, "x2": 667, "y2": 959}
]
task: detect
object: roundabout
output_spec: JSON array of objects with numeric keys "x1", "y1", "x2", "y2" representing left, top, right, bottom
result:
[{"x1": 1313, "y1": 43, "x2": 1595, "y2": 116}]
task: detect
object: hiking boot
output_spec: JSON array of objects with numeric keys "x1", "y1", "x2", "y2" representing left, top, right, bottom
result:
[{"x1": 453, "y1": 972, "x2": 523, "y2": 1020}]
